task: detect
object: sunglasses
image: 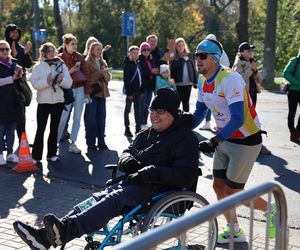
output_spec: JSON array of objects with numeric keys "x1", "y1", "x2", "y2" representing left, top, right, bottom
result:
[
  {"x1": 0, "y1": 48, "x2": 10, "y2": 52},
  {"x1": 195, "y1": 52, "x2": 218, "y2": 60},
  {"x1": 148, "y1": 108, "x2": 167, "y2": 115},
  {"x1": 142, "y1": 48, "x2": 151, "y2": 52}
]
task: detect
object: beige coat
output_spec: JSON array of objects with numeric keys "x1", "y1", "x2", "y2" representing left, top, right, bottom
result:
[
  {"x1": 232, "y1": 55, "x2": 262, "y2": 92},
  {"x1": 82, "y1": 59, "x2": 111, "y2": 98}
]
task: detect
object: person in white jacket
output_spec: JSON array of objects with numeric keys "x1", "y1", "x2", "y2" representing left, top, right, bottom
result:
[{"x1": 31, "y1": 42, "x2": 72, "y2": 162}]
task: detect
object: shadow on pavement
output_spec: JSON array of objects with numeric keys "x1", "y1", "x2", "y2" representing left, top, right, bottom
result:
[
  {"x1": 256, "y1": 153, "x2": 300, "y2": 193},
  {"x1": 216, "y1": 242, "x2": 249, "y2": 249}
]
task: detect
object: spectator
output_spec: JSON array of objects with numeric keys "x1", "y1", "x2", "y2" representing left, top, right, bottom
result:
[
  {"x1": 82, "y1": 42, "x2": 111, "y2": 150},
  {"x1": 123, "y1": 45, "x2": 144, "y2": 137},
  {"x1": 232, "y1": 42, "x2": 270, "y2": 155},
  {"x1": 155, "y1": 64, "x2": 176, "y2": 93},
  {"x1": 5, "y1": 24, "x2": 32, "y2": 141},
  {"x1": 0, "y1": 40, "x2": 23, "y2": 165},
  {"x1": 170, "y1": 37, "x2": 197, "y2": 112},
  {"x1": 283, "y1": 52, "x2": 300, "y2": 144},
  {"x1": 31, "y1": 43, "x2": 72, "y2": 163},
  {"x1": 193, "y1": 38, "x2": 276, "y2": 243},
  {"x1": 57, "y1": 34, "x2": 88, "y2": 154},
  {"x1": 138, "y1": 42, "x2": 158, "y2": 125},
  {"x1": 146, "y1": 34, "x2": 165, "y2": 67},
  {"x1": 13, "y1": 88, "x2": 199, "y2": 250},
  {"x1": 83, "y1": 36, "x2": 112, "y2": 62}
]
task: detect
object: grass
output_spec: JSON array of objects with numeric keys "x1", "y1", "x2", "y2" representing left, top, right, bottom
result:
[{"x1": 112, "y1": 69, "x2": 123, "y2": 80}]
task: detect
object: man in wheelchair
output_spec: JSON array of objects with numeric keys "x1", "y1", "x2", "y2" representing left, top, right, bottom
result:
[{"x1": 13, "y1": 88, "x2": 200, "y2": 250}]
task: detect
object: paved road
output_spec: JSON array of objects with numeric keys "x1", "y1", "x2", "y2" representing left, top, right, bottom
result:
[{"x1": 0, "y1": 79, "x2": 299, "y2": 249}]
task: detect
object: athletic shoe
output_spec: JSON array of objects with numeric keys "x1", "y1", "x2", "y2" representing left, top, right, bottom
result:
[
  {"x1": 43, "y1": 214, "x2": 66, "y2": 247},
  {"x1": 268, "y1": 203, "x2": 277, "y2": 239},
  {"x1": 217, "y1": 224, "x2": 246, "y2": 244},
  {"x1": 13, "y1": 221, "x2": 51, "y2": 250},
  {"x1": 46, "y1": 156, "x2": 60, "y2": 162},
  {"x1": 200, "y1": 121, "x2": 212, "y2": 130},
  {"x1": 69, "y1": 144, "x2": 81, "y2": 154},
  {"x1": 7, "y1": 153, "x2": 19, "y2": 163},
  {"x1": 0, "y1": 154, "x2": 6, "y2": 165}
]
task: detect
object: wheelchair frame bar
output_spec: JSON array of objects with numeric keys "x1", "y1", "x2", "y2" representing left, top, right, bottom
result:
[
  {"x1": 113, "y1": 182, "x2": 288, "y2": 250},
  {"x1": 87, "y1": 190, "x2": 176, "y2": 249}
]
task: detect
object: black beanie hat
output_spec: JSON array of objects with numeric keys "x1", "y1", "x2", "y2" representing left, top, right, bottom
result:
[{"x1": 150, "y1": 88, "x2": 180, "y2": 117}]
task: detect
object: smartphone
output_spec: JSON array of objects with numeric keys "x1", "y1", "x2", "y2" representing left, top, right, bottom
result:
[{"x1": 75, "y1": 62, "x2": 81, "y2": 67}]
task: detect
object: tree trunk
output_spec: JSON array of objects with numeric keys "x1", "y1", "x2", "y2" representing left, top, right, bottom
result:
[
  {"x1": 236, "y1": 0, "x2": 248, "y2": 44},
  {"x1": 262, "y1": 0, "x2": 277, "y2": 85},
  {"x1": 53, "y1": 0, "x2": 64, "y2": 45}
]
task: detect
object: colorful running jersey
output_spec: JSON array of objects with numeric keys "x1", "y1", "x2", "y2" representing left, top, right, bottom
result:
[{"x1": 197, "y1": 67, "x2": 261, "y2": 139}]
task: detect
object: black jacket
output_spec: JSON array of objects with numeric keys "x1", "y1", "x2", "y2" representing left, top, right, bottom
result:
[
  {"x1": 0, "y1": 60, "x2": 23, "y2": 124},
  {"x1": 151, "y1": 47, "x2": 165, "y2": 67},
  {"x1": 170, "y1": 54, "x2": 198, "y2": 84},
  {"x1": 139, "y1": 54, "x2": 155, "y2": 90},
  {"x1": 123, "y1": 57, "x2": 144, "y2": 96},
  {"x1": 5, "y1": 24, "x2": 32, "y2": 69},
  {"x1": 118, "y1": 112, "x2": 199, "y2": 190}
]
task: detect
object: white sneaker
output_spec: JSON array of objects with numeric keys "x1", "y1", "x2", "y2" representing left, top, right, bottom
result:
[
  {"x1": 200, "y1": 121, "x2": 212, "y2": 130},
  {"x1": 7, "y1": 153, "x2": 19, "y2": 163},
  {"x1": 0, "y1": 154, "x2": 6, "y2": 165},
  {"x1": 47, "y1": 156, "x2": 60, "y2": 162},
  {"x1": 69, "y1": 144, "x2": 81, "y2": 154}
]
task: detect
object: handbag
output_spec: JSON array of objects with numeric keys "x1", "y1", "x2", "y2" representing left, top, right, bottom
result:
[
  {"x1": 73, "y1": 70, "x2": 87, "y2": 83},
  {"x1": 17, "y1": 76, "x2": 32, "y2": 106},
  {"x1": 91, "y1": 83, "x2": 103, "y2": 96},
  {"x1": 61, "y1": 87, "x2": 74, "y2": 105}
]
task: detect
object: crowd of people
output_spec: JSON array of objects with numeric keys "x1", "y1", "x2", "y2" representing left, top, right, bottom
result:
[{"x1": 1, "y1": 22, "x2": 299, "y2": 248}]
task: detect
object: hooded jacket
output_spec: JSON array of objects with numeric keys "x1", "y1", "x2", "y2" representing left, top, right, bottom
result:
[
  {"x1": 118, "y1": 112, "x2": 199, "y2": 190},
  {"x1": 5, "y1": 24, "x2": 32, "y2": 69}
]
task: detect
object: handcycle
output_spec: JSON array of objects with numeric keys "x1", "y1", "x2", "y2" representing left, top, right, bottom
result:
[{"x1": 80, "y1": 164, "x2": 218, "y2": 250}]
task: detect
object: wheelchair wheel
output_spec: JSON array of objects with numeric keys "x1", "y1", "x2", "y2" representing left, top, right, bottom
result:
[
  {"x1": 84, "y1": 240, "x2": 101, "y2": 250},
  {"x1": 142, "y1": 191, "x2": 217, "y2": 250}
]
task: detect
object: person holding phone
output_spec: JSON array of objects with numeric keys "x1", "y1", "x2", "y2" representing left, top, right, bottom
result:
[
  {"x1": 57, "y1": 34, "x2": 88, "y2": 154},
  {"x1": 0, "y1": 40, "x2": 25, "y2": 164}
]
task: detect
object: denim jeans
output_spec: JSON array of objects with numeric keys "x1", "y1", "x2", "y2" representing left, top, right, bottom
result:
[
  {"x1": 57, "y1": 86, "x2": 85, "y2": 143},
  {"x1": 85, "y1": 97, "x2": 106, "y2": 146},
  {"x1": 140, "y1": 88, "x2": 153, "y2": 125},
  {"x1": 0, "y1": 123, "x2": 17, "y2": 154}
]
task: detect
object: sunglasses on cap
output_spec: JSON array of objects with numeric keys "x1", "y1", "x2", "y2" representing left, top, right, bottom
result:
[
  {"x1": 194, "y1": 52, "x2": 218, "y2": 60},
  {"x1": 0, "y1": 48, "x2": 9, "y2": 52}
]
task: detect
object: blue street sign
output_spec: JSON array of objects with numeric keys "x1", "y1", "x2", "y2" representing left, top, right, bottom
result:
[
  {"x1": 122, "y1": 12, "x2": 136, "y2": 37},
  {"x1": 33, "y1": 29, "x2": 46, "y2": 42}
]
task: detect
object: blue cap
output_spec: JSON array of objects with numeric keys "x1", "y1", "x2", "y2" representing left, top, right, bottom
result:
[{"x1": 195, "y1": 39, "x2": 222, "y2": 62}]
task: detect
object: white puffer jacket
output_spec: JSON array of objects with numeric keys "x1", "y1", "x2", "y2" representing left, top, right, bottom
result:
[{"x1": 31, "y1": 60, "x2": 72, "y2": 104}]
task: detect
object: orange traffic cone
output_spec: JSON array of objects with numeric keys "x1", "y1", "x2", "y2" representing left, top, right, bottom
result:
[{"x1": 13, "y1": 132, "x2": 37, "y2": 173}]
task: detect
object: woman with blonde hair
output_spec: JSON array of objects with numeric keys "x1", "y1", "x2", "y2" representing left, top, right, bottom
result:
[
  {"x1": 0, "y1": 40, "x2": 23, "y2": 164},
  {"x1": 170, "y1": 37, "x2": 197, "y2": 112},
  {"x1": 31, "y1": 42, "x2": 72, "y2": 162},
  {"x1": 82, "y1": 42, "x2": 111, "y2": 150}
]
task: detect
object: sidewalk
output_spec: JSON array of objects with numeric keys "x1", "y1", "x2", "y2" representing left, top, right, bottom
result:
[{"x1": 1, "y1": 169, "x2": 299, "y2": 249}]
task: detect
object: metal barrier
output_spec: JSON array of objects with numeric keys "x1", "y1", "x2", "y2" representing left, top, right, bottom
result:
[{"x1": 114, "y1": 182, "x2": 288, "y2": 250}]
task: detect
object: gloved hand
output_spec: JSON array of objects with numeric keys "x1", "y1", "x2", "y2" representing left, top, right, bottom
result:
[
  {"x1": 199, "y1": 136, "x2": 221, "y2": 153},
  {"x1": 126, "y1": 172, "x2": 145, "y2": 185}
]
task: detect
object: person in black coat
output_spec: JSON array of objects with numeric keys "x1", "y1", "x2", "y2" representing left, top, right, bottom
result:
[
  {"x1": 170, "y1": 38, "x2": 198, "y2": 112},
  {"x1": 5, "y1": 24, "x2": 32, "y2": 141},
  {"x1": 123, "y1": 45, "x2": 144, "y2": 137},
  {"x1": 0, "y1": 40, "x2": 23, "y2": 165},
  {"x1": 13, "y1": 88, "x2": 199, "y2": 249}
]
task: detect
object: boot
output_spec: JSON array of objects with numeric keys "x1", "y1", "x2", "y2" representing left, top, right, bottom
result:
[{"x1": 290, "y1": 131, "x2": 300, "y2": 144}]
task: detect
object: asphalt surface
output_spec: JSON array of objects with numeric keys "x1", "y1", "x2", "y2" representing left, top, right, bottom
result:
[{"x1": 0, "y1": 79, "x2": 299, "y2": 249}]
